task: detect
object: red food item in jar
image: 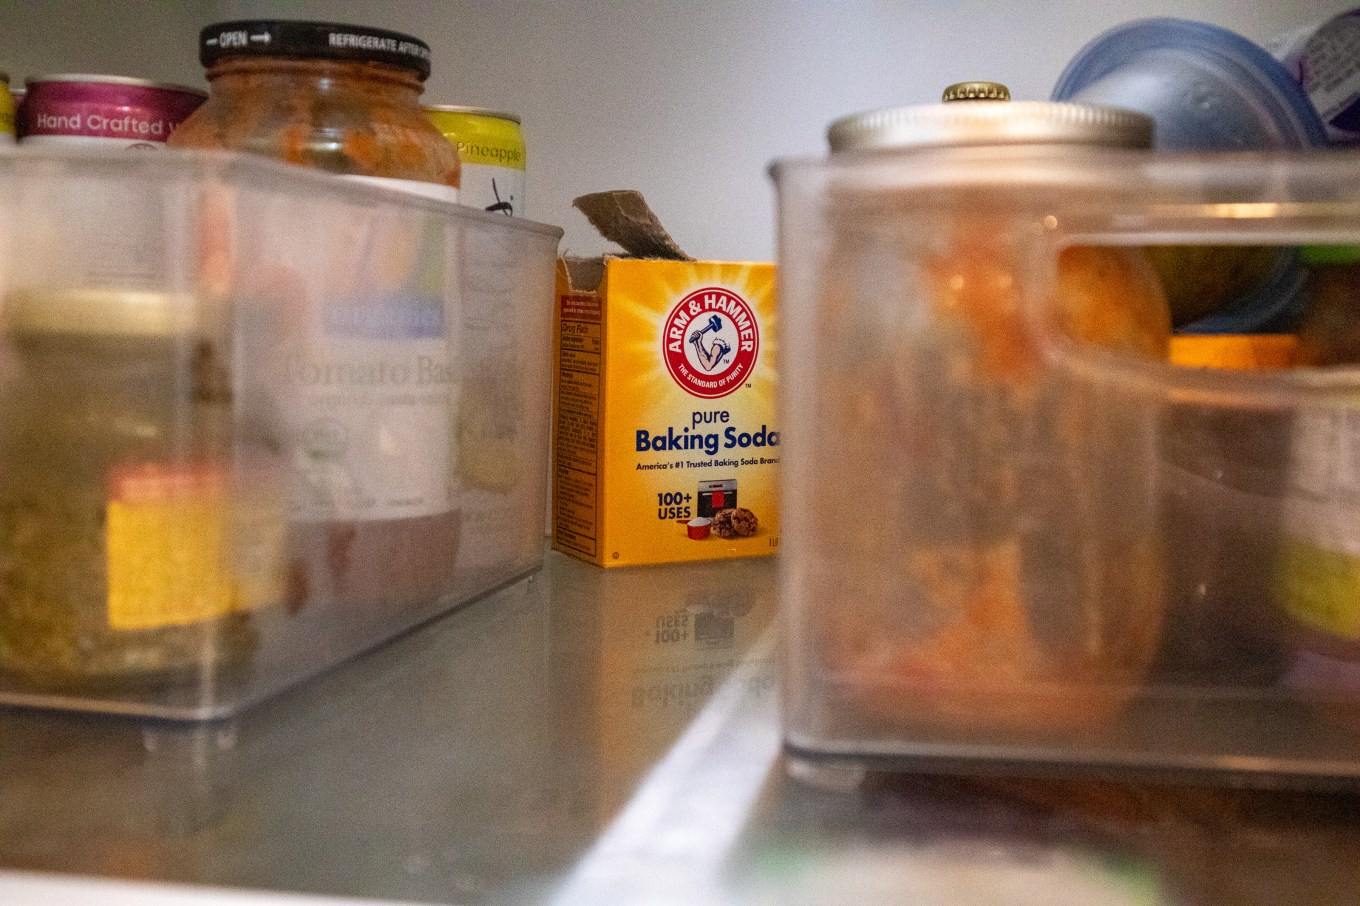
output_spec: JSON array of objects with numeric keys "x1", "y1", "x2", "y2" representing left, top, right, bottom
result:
[{"x1": 169, "y1": 19, "x2": 460, "y2": 189}]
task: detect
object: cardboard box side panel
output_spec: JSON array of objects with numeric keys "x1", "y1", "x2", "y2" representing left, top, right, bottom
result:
[{"x1": 552, "y1": 262, "x2": 606, "y2": 565}]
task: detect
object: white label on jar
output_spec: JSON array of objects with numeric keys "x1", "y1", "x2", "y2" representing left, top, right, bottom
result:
[
  {"x1": 18, "y1": 134, "x2": 168, "y2": 150},
  {"x1": 345, "y1": 174, "x2": 459, "y2": 205},
  {"x1": 267, "y1": 184, "x2": 460, "y2": 524},
  {"x1": 285, "y1": 333, "x2": 455, "y2": 523},
  {"x1": 459, "y1": 163, "x2": 524, "y2": 217}
]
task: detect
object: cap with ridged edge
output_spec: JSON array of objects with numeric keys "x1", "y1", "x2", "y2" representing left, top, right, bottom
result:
[
  {"x1": 828, "y1": 99, "x2": 1153, "y2": 152},
  {"x1": 942, "y1": 81, "x2": 1011, "y2": 102}
]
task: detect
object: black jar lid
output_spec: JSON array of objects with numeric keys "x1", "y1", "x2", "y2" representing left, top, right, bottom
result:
[{"x1": 200, "y1": 20, "x2": 432, "y2": 80}]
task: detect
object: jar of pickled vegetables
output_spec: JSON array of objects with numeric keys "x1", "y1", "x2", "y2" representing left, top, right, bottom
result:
[
  {"x1": 169, "y1": 19, "x2": 461, "y2": 193},
  {"x1": 809, "y1": 84, "x2": 1172, "y2": 732},
  {"x1": 0, "y1": 289, "x2": 285, "y2": 685}
]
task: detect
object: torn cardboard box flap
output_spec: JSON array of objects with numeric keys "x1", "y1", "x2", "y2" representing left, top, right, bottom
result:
[
  {"x1": 573, "y1": 189, "x2": 695, "y2": 261},
  {"x1": 561, "y1": 191, "x2": 695, "y2": 293}
]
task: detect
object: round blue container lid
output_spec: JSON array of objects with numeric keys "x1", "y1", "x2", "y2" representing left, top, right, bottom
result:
[{"x1": 1052, "y1": 17, "x2": 1327, "y2": 150}]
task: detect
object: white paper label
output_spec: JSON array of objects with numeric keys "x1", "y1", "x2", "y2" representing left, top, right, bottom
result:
[
  {"x1": 270, "y1": 180, "x2": 460, "y2": 523},
  {"x1": 458, "y1": 163, "x2": 524, "y2": 217}
]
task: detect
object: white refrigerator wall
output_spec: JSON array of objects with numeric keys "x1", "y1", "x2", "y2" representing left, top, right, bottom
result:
[{"x1": 1, "y1": 0, "x2": 1355, "y2": 259}]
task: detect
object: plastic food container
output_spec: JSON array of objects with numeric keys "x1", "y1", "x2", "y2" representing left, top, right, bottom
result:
[
  {"x1": 0, "y1": 148, "x2": 561, "y2": 719},
  {"x1": 772, "y1": 144, "x2": 1360, "y2": 787},
  {"x1": 1053, "y1": 17, "x2": 1328, "y2": 333},
  {"x1": 1052, "y1": 18, "x2": 1327, "y2": 151}
]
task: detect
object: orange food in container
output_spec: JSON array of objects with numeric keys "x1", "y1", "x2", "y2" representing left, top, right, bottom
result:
[
  {"x1": 170, "y1": 19, "x2": 460, "y2": 191},
  {"x1": 783, "y1": 83, "x2": 1173, "y2": 738}
]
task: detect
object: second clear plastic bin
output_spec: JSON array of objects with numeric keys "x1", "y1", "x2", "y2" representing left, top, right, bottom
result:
[
  {"x1": 772, "y1": 145, "x2": 1360, "y2": 786},
  {"x1": 0, "y1": 149, "x2": 561, "y2": 719}
]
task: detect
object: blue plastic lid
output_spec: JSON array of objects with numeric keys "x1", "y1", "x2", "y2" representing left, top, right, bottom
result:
[{"x1": 1052, "y1": 18, "x2": 1327, "y2": 150}]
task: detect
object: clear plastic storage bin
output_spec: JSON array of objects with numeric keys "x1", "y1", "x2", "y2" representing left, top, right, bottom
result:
[
  {"x1": 772, "y1": 145, "x2": 1360, "y2": 786},
  {"x1": 0, "y1": 149, "x2": 561, "y2": 719}
]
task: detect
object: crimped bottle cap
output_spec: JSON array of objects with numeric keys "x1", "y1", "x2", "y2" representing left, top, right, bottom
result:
[{"x1": 942, "y1": 81, "x2": 1011, "y2": 102}]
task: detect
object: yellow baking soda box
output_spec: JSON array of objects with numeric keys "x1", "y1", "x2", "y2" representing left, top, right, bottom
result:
[{"x1": 552, "y1": 193, "x2": 778, "y2": 567}]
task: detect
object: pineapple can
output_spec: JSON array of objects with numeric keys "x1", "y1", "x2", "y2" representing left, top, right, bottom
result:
[{"x1": 426, "y1": 105, "x2": 525, "y2": 216}]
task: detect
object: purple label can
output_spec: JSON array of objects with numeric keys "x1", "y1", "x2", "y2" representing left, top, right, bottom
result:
[{"x1": 20, "y1": 74, "x2": 205, "y2": 148}]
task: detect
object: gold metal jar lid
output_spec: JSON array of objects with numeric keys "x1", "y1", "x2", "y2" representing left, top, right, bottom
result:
[
  {"x1": 5, "y1": 288, "x2": 197, "y2": 339},
  {"x1": 828, "y1": 81, "x2": 1153, "y2": 152},
  {"x1": 941, "y1": 81, "x2": 1011, "y2": 102}
]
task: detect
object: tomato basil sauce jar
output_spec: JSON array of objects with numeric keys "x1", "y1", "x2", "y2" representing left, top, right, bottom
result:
[
  {"x1": 171, "y1": 21, "x2": 466, "y2": 624},
  {"x1": 169, "y1": 19, "x2": 461, "y2": 194}
]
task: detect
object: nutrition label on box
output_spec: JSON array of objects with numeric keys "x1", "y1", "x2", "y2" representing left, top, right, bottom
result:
[{"x1": 555, "y1": 292, "x2": 604, "y2": 559}]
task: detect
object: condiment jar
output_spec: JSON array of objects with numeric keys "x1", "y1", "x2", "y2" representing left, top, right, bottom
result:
[
  {"x1": 169, "y1": 20, "x2": 460, "y2": 193},
  {"x1": 807, "y1": 84, "x2": 1171, "y2": 732},
  {"x1": 828, "y1": 81, "x2": 1170, "y2": 364},
  {"x1": 0, "y1": 289, "x2": 284, "y2": 685},
  {"x1": 171, "y1": 21, "x2": 468, "y2": 621}
]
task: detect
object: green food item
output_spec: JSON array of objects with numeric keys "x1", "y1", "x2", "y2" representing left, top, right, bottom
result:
[
  {"x1": 1143, "y1": 245, "x2": 1284, "y2": 327},
  {"x1": 0, "y1": 291, "x2": 269, "y2": 687},
  {"x1": 0, "y1": 489, "x2": 257, "y2": 684}
]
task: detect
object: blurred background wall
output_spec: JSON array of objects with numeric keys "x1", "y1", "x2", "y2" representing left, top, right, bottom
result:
[{"x1": 1, "y1": 0, "x2": 1354, "y2": 259}]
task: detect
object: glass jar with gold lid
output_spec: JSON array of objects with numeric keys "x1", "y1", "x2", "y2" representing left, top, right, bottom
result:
[{"x1": 0, "y1": 287, "x2": 285, "y2": 686}]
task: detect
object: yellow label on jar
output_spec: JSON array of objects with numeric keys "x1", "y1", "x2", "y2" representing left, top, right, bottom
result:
[
  {"x1": 106, "y1": 463, "x2": 284, "y2": 630},
  {"x1": 0, "y1": 77, "x2": 14, "y2": 143},
  {"x1": 1279, "y1": 538, "x2": 1360, "y2": 640},
  {"x1": 426, "y1": 108, "x2": 525, "y2": 169}
]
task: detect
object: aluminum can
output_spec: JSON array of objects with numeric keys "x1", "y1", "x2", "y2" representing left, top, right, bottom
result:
[
  {"x1": 426, "y1": 105, "x2": 525, "y2": 215},
  {"x1": 1269, "y1": 9, "x2": 1360, "y2": 146},
  {"x1": 20, "y1": 74, "x2": 205, "y2": 148}
]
